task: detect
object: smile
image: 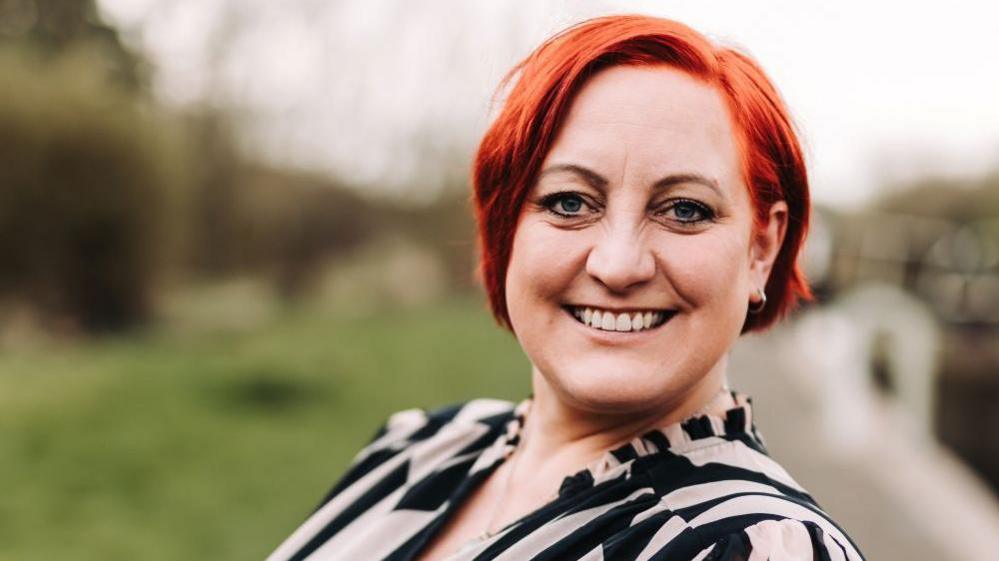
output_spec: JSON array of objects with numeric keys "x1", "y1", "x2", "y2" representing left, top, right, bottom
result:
[{"x1": 562, "y1": 305, "x2": 675, "y2": 333}]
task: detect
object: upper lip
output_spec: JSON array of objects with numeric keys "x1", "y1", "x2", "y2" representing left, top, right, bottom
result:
[{"x1": 564, "y1": 304, "x2": 675, "y2": 314}]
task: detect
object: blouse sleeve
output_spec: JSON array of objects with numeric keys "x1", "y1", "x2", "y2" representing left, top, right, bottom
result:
[{"x1": 691, "y1": 518, "x2": 864, "y2": 561}]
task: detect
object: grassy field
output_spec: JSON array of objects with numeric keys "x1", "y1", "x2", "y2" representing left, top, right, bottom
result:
[{"x1": 0, "y1": 291, "x2": 529, "y2": 560}]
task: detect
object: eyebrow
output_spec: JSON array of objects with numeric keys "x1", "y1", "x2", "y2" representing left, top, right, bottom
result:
[{"x1": 537, "y1": 163, "x2": 723, "y2": 197}]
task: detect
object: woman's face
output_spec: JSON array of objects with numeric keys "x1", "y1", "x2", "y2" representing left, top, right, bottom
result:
[{"x1": 504, "y1": 65, "x2": 786, "y2": 416}]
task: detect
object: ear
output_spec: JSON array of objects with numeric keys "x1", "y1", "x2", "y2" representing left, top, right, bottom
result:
[{"x1": 748, "y1": 200, "x2": 788, "y2": 303}]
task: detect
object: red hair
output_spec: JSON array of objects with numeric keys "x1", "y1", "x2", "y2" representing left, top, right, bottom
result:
[{"x1": 471, "y1": 14, "x2": 813, "y2": 333}]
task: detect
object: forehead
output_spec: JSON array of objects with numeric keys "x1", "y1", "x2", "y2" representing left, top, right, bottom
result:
[{"x1": 545, "y1": 65, "x2": 743, "y2": 187}]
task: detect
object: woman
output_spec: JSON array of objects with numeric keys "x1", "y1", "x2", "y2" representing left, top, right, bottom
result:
[{"x1": 268, "y1": 14, "x2": 865, "y2": 561}]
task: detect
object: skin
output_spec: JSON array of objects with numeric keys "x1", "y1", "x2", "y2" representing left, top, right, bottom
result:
[{"x1": 416, "y1": 64, "x2": 788, "y2": 561}]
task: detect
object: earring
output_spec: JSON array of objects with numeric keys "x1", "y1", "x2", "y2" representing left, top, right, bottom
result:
[{"x1": 749, "y1": 286, "x2": 767, "y2": 314}]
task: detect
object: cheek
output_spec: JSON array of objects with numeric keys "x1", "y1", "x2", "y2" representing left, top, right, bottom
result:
[
  {"x1": 659, "y1": 229, "x2": 749, "y2": 307},
  {"x1": 505, "y1": 223, "x2": 581, "y2": 315}
]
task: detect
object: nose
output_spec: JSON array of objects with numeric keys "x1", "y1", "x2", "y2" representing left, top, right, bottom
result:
[{"x1": 585, "y1": 221, "x2": 656, "y2": 293}]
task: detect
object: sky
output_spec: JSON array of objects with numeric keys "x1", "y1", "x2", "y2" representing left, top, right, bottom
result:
[{"x1": 98, "y1": 0, "x2": 999, "y2": 209}]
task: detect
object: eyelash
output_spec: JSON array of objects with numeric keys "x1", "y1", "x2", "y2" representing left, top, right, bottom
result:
[
  {"x1": 538, "y1": 191, "x2": 715, "y2": 226},
  {"x1": 538, "y1": 191, "x2": 593, "y2": 218},
  {"x1": 660, "y1": 198, "x2": 716, "y2": 224}
]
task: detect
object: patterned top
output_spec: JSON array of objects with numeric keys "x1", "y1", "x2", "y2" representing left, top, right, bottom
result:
[{"x1": 267, "y1": 390, "x2": 865, "y2": 560}]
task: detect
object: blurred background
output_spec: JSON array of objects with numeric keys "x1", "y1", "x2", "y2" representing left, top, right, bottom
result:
[{"x1": 0, "y1": 0, "x2": 996, "y2": 559}]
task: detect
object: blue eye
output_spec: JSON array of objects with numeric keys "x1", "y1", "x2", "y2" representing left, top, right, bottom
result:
[
  {"x1": 540, "y1": 192, "x2": 589, "y2": 217},
  {"x1": 663, "y1": 199, "x2": 713, "y2": 224},
  {"x1": 557, "y1": 196, "x2": 583, "y2": 214}
]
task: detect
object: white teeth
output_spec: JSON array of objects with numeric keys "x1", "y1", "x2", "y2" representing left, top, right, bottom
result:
[
  {"x1": 600, "y1": 312, "x2": 615, "y2": 330},
  {"x1": 570, "y1": 306, "x2": 671, "y2": 332},
  {"x1": 615, "y1": 313, "x2": 631, "y2": 331}
]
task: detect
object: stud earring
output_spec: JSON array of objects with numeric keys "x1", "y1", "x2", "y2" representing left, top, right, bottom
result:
[{"x1": 749, "y1": 286, "x2": 767, "y2": 314}]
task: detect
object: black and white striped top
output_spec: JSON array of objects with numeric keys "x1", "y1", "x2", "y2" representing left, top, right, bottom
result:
[{"x1": 267, "y1": 391, "x2": 865, "y2": 560}]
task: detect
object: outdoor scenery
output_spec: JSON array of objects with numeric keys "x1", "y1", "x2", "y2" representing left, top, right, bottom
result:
[{"x1": 1, "y1": 1, "x2": 996, "y2": 560}]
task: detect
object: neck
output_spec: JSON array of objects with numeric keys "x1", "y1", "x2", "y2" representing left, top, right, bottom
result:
[{"x1": 514, "y1": 356, "x2": 731, "y2": 493}]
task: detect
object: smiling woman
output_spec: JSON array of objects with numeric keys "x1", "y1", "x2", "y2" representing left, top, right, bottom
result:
[
  {"x1": 267, "y1": 14, "x2": 865, "y2": 561},
  {"x1": 505, "y1": 65, "x2": 780, "y2": 421}
]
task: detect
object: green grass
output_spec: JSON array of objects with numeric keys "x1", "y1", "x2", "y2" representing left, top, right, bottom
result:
[{"x1": 0, "y1": 293, "x2": 530, "y2": 560}]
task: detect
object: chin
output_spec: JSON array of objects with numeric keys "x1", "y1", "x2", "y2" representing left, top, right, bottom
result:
[{"x1": 544, "y1": 360, "x2": 681, "y2": 415}]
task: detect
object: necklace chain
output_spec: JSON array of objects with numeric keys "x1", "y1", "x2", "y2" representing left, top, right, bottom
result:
[{"x1": 478, "y1": 429, "x2": 526, "y2": 540}]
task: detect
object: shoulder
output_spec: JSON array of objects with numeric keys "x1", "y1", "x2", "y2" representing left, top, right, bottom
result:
[
  {"x1": 366, "y1": 397, "x2": 518, "y2": 450},
  {"x1": 624, "y1": 449, "x2": 865, "y2": 561},
  {"x1": 615, "y1": 487, "x2": 864, "y2": 560},
  {"x1": 690, "y1": 516, "x2": 865, "y2": 560},
  {"x1": 684, "y1": 444, "x2": 863, "y2": 559},
  {"x1": 614, "y1": 428, "x2": 865, "y2": 560},
  {"x1": 310, "y1": 398, "x2": 516, "y2": 509}
]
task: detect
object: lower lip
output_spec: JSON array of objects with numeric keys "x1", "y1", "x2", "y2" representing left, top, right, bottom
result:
[{"x1": 563, "y1": 307, "x2": 674, "y2": 344}]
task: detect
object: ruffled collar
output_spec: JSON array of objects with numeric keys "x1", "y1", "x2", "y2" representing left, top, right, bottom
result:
[{"x1": 471, "y1": 389, "x2": 765, "y2": 496}]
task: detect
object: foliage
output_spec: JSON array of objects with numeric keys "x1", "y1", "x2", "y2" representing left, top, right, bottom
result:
[
  {"x1": 177, "y1": 129, "x2": 386, "y2": 300},
  {"x1": 0, "y1": 46, "x2": 185, "y2": 333},
  {"x1": 0, "y1": 0, "x2": 485, "y2": 335},
  {"x1": 875, "y1": 171, "x2": 999, "y2": 223},
  {"x1": 0, "y1": 0, "x2": 146, "y2": 91}
]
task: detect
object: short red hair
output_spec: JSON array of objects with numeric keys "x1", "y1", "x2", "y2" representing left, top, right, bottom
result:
[{"x1": 471, "y1": 14, "x2": 812, "y2": 333}]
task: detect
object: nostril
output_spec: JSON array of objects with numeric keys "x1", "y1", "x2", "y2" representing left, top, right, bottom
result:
[{"x1": 585, "y1": 242, "x2": 657, "y2": 293}]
